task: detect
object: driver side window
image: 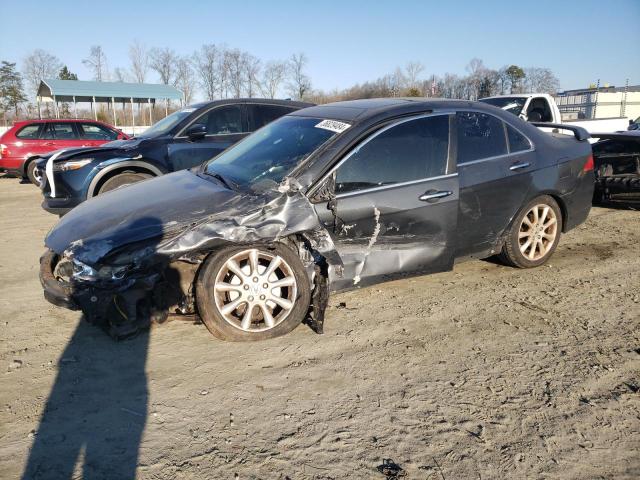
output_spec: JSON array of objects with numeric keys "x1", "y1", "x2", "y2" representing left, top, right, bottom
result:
[
  {"x1": 195, "y1": 106, "x2": 243, "y2": 135},
  {"x1": 336, "y1": 115, "x2": 450, "y2": 194}
]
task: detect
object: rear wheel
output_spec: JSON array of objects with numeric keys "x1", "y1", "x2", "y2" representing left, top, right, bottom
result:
[
  {"x1": 499, "y1": 195, "x2": 562, "y2": 268},
  {"x1": 98, "y1": 171, "x2": 152, "y2": 194},
  {"x1": 26, "y1": 160, "x2": 42, "y2": 186},
  {"x1": 195, "y1": 244, "x2": 311, "y2": 342}
]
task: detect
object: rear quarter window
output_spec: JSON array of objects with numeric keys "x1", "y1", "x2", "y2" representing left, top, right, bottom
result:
[
  {"x1": 15, "y1": 124, "x2": 41, "y2": 139},
  {"x1": 506, "y1": 124, "x2": 531, "y2": 153}
]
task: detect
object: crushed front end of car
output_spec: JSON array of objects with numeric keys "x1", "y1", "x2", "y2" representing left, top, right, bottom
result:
[{"x1": 39, "y1": 170, "x2": 342, "y2": 339}]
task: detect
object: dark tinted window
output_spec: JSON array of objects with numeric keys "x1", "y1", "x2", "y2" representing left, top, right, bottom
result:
[
  {"x1": 79, "y1": 123, "x2": 118, "y2": 140},
  {"x1": 456, "y1": 112, "x2": 507, "y2": 163},
  {"x1": 40, "y1": 124, "x2": 56, "y2": 140},
  {"x1": 506, "y1": 124, "x2": 531, "y2": 152},
  {"x1": 42, "y1": 123, "x2": 77, "y2": 140},
  {"x1": 196, "y1": 106, "x2": 243, "y2": 135},
  {"x1": 336, "y1": 115, "x2": 449, "y2": 194},
  {"x1": 250, "y1": 105, "x2": 294, "y2": 130},
  {"x1": 16, "y1": 124, "x2": 41, "y2": 139}
]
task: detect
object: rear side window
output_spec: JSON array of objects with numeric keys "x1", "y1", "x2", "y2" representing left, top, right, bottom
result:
[
  {"x1": 15, "y1": 124, "x2": 41, "y2": 139},
  {"x1": 250, "y1": 105, "x2": 294, "y2": 130},
  {"x1": 79, "y1": 123, "x2": 118, "y2": 140},
  {"x1": 336, "y1": 115, "x2": 450, "y2": 194},
  {"x1": 456, "y1": 112, "x2": 507, "y2": 163},
  {"x1": 41, "y1": 123, "x2": 78, "y2": 140},
  {"x1": 196, "y1": 106, "x2": 243, "y2": 135},
  {"x1": 506, "y1": 125, "x2": 531, "y2": 153}
]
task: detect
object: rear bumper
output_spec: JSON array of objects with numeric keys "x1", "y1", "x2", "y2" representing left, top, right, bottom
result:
[
  {"x1": 0, "y1": 156, "x2": 24, "y2": 175},
  {"x1": 562, "y1": 171, "x2": 595, "y2": 231}
]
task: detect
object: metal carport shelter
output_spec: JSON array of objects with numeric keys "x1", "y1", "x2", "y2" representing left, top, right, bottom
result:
[{"x1": 36, "y1": 79, "x2": 184, "y2": 127}]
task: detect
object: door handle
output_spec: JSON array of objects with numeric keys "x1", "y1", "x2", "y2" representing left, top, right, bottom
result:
[
  {"x1": 419, "y1": 190, "x2": 453, "y2": 202},
  {"x1": 44, "y1": 142, "x2": 55, "y2": 146},
  {"x1": 509, "y1": 162, "x2": 531, "y2": 171}
]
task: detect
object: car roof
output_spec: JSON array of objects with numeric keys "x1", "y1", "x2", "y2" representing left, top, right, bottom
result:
[
  {"x1": 12, "y1": 119, "x2": 110, "y2": 125},
  {"x1": 186, "y1": 98, "x2": 315, "y2": 110},
  {"x1": 289, "y1": 97, "x2": 492, "y2": 123}
]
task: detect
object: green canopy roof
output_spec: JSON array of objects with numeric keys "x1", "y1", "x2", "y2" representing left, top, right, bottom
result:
[{"x1": 37, "y1": 79, "x2": 183, "y2": 103}]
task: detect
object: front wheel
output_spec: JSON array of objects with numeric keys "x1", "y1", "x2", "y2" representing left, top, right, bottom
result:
[
  {"x1": 498, "y1": 195, "x2": 563, "y2": 268},
  {"x1": 98, "y1": 172, "x2": 152, "y2": 194},
  {"x1": 195, "y1": 244, "x2": 311, "y2": 341}
]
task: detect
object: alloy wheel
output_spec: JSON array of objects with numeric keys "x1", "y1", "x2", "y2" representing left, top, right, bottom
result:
[
  {"x1": 213, "y1": 248, "x2": 297, "y2": 332},
  {"x1": 518, "y1": 204, "x2": 558, "y2": 261}
]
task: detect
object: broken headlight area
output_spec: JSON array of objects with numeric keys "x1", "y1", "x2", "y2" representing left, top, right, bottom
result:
[
  {"x1": 68, "y1": 258, "x2": 130, "y2": 282},
  {"x1": 42, "y1": 250, "x2": 187, "y2": 339}
]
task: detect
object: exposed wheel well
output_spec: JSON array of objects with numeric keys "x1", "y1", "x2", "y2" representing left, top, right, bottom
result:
[{"x1": 91, "y1": 165, "x2": 158, "y2": 196}]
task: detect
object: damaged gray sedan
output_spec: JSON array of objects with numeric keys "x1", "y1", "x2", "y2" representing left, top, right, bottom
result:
[{"x1": 40, "y1": 99, "x2": 595, "y2": 341}]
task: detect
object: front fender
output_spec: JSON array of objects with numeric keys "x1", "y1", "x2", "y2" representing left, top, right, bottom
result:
[{"x1": 87, "y1": 159, "x2": 165, "y2": 198}]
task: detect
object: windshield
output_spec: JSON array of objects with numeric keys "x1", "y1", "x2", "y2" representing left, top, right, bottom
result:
[
  {"x1": 479, "y1": 97, "x2": 527, "y2": 116},
  {"x1": 138, "y1": 107, "x2": 196, "y2": 138},
  {"x1": 204, "y1": 116, "x2": 343, "y2": 188}
]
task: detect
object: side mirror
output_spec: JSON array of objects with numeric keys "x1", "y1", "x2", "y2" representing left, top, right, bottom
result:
[
  {"x1": 186, "y1": 123, "x2": 207, "y2": 141},
  {"x1": 630, "y1": 119, "x2": 634, "y2": 125}
]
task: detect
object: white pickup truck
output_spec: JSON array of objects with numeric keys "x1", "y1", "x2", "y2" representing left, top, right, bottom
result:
[{"x1": 479, "y1": 93, "x2": 630, "y2": 134}]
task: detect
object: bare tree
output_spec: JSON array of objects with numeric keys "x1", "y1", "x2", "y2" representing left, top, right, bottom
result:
[
  {"x1": 129, "y1": 40, "x2": 149, "y2": 83},
  {"x1": 287, "y1": 53, "x2": 311, "y2": 100},
  {"x1": 193, "y1": 44, "x2": 219, "y2": 101},
  {"x1": 404, "y1": 61, "x2": 424, "y2": 90},
  {"x1": 149, "y1": 47, "x2": 177, "y2": 85},
  {"x1": 243, "y1": 53, "x2": 261, "y2": 98},
  {"x1": 260, "y1": 60, "x2": 287, "y2": 98},
  {"x1": 465, "y1": 58, "x2": 487, "y2": 100},
  {"x1": 22, "y1": 49, "x2": 62, "y2": 96},
  {"x1": 225, "y1": 49, "x2": 245, "y2": 98},
  {"x1": 113, "y1": 67, "x2": 130, "y2": 82},
  {"x1": 82, "y1": 46, "x2": 109, "y2": 81},
  {"x1": 174, "y1": 56, "x2": 196, "y2": 104},
  {"x1": 523, "y1": 67, "x2": 559, "y2": 94}
]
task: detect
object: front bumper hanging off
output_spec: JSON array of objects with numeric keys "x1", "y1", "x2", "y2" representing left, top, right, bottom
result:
[{"x1": 39, "y1": 250, "x2": 168, "y2": 339}]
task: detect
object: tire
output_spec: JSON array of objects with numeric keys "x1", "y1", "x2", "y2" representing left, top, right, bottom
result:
[
  {"x1": 498, "y1": 195, "x2": 563, "y2": 268},
  {"x1": 98, "y1": 172, "x2": 152, "y2": 195},
  {"x1": 195, "y1": 243, "x2": 311, "y2": 342},
  {"x1": 26, "y1": 160, "x2": 42, "y2": 186}
]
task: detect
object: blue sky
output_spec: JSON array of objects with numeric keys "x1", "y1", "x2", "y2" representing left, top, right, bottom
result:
[{"x1": 1, "y1": 0, "x2": 638, "y2": 95}]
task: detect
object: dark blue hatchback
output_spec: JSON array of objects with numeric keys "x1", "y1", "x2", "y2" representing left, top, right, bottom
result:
[{"x1": 36, "y1": 98, "x2": 313, "y2": 215}]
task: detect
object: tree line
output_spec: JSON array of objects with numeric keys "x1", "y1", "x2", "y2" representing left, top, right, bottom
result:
[{"x1": 0, "y1": 42, "x2": 560, "y2": 122}]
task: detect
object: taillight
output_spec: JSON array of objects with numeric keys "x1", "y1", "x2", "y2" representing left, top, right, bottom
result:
[
  {"x1": 582, "y1": 154, "x2": 594, "y2": 173},
  {"x1": 0, "y1": 144, "x2": 7, "y2": 158}
]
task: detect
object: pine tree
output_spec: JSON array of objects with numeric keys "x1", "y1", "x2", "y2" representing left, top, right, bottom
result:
[
  {"x1": 0, "y1": 61, "x2": 27, "y2": 116},
  {"x1": 58, "y1": 65, "x2": 78, "y2": 80}
]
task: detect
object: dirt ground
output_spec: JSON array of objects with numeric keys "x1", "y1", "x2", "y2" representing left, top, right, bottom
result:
[{"x1": 0, "y1": 176, "x2": 638, "y2": 480}]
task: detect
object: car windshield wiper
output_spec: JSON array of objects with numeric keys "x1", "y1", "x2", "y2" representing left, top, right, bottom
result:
[{"x1": 204, "y1": 170, "x2": 235, "y2": 190}]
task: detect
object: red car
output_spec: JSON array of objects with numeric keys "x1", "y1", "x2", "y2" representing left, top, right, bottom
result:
[{"x1": 0, "y1": 119, "x2": 128, "y2": 184}]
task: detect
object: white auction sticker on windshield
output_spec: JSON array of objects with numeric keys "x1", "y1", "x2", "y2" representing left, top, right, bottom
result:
[{"x1": 315, "y1": 119, "x2": 351, "y2": 133}]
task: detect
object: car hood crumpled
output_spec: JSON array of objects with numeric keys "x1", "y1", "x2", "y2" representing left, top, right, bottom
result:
[{"x1": 45, "y1": 169, "x2": 342, "y2": 269}]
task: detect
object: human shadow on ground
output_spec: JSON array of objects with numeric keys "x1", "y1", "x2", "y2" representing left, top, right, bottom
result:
[
  {"x1": 21, "y1": 215, "x2": 171, "y2": 479},
  {"x1": 21, "y1": 319, "x2": 149, "y2": 479}
]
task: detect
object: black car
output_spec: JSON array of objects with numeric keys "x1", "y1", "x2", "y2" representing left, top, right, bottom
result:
[
  {"x1": 40, "y1": 98, "x2": 594, "y2": 341},
  {"x1": 35, "y1": 99, "x2": 313, "y2": 215}
]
